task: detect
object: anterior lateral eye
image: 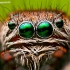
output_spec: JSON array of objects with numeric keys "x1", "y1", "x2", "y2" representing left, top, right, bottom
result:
[
  {"x1": 8, "y1": 22, "x2": 16, "y2": 30},
  {"x1": 56, "y1": 19, "x2": 64, "y2": 28}
]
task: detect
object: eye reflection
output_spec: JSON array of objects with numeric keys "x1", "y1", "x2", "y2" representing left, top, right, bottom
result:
[
  {"x1": 19, "y1": 21, "x2": 53, "y2": 39},
  {"x1": 8, "y1": 22, "x2": 16, "y2": 30},
  {"x1": 56, "y1": 19, "x2": 64, "y2": 28},
  {"x1": 37, "y1": 21, "x2": 53, "y2": 38},
  {"x1": 19, "y1": 22, "x2": 34, "y2": 38}
]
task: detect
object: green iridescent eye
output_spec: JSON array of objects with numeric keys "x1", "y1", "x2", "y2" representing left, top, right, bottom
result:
[
  {"x1": 8, "y1": 22, "x2": 16, "y2": 30},
  {"x1": 56, "y1": 19, "x2": 64, "y2": 28},
  {"x1": 37, "y1": 21, "x2": 53, "y2": 38},
  {"x1": 19, "y1": 22, "x2": 34, "y2": 38}
]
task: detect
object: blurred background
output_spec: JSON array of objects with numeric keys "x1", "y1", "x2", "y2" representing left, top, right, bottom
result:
[{"x1": 0, "y1": 0, "x2": 70, "y2": 21}]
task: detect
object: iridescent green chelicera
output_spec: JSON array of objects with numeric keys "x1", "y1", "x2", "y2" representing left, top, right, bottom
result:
[
  {"x1": 37, "y1": 21, "x2": 53, "y2": 38},
  {"x1": 19, "y1": 22, "x2": 34, "y2": 38}
]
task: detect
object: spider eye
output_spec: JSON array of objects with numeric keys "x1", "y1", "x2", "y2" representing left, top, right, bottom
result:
[
  {"x1": 8, "y1": 22, "x2": 16, "y2": 30},
  {"x1": 19, "y1": 22, "x2": 34, "y2": 38},
  {"x1": 56, "y1": 19, "x2": 64, "y2": 28},
  {"x1": 37, "y1": 21, "x2": 53, "y2": 38}
]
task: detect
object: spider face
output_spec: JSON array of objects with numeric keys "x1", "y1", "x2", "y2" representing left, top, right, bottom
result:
[{"x1": 0, "y1": 11, "x2": 70, "y2": 70}]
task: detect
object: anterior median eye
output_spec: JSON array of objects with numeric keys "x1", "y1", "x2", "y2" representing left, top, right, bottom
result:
[
  {"x1": 56, "y1": 19, "x2": 64, "y2": 28},
  {"x1": 8, "y1": 22, "x2": 16, "y2": 30},
  {"x1": 19, "y1": 22, "x2": 34, "y2": 38},
  {"x1": 37, "y1": 21, "x2": 53, "y2": 38}
]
